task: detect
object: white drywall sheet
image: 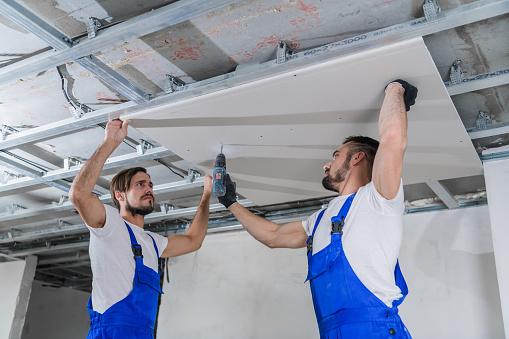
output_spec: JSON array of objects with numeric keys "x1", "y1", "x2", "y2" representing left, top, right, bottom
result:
[
  {"x1": 482, "y1": 148, "x2": 509, "y2": 338},
  {"x1": 156, "y1": 205, "x2": 504, "y2": 339},
  {"x1": 0, "y1": 258, "x2": 36, "y2": 339},
  {"x1": 129, "y1": 37, "x2": 482, "y2": 206}
]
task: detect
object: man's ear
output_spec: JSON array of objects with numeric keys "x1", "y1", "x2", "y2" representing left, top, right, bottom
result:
[
  {"x1": 351, "y1": 151, "x2": 365, "y2": 166},
  {"x1": 115, "y1": 191, "x2": 125, "y2": 202}
]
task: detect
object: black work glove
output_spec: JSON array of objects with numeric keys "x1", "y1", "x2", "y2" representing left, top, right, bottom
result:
[
  {"x1": 385, "y1": 79, "x2": 418, "y2": 111},
  {"x1": 218, "y1": 173, "x2": 237, "y2": 209}
]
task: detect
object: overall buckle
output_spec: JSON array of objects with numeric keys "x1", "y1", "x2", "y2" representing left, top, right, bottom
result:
[
  {"x1": 331, "y1": 216, "x2": 345, "y2": 234},
  {"x1": 307, "y1": 236, "x2": 313, "y2": 254},
  {"x1": 131, "y1": 244, "x2": 143, "y2": 259}
]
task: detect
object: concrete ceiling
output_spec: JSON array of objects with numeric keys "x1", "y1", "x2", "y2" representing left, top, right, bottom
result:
[{"x1": 0, "y1": 0, "x2": 507, "y2": 291}]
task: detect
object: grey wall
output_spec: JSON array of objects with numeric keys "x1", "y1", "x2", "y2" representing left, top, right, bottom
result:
[
  {"x1": 156, "y1": 205, "x2": 505, "y2": 339},
  {"x1": 400, "y1": 205, "x2": 504, "y2": 338},
  {"x1": 22, "y1": 280, "x2": 90, "y2": 339}
]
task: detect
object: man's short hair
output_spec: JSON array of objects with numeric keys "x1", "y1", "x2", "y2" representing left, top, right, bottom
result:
[
  {"x1": 342, "y1": 136, "x2": 379, "y2": 174},
  {"x1": 110, "y1": 167, "x2": 148, "y2": 210}
]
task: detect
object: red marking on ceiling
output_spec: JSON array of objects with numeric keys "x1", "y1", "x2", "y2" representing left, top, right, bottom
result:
[
  {"x1": 296, "y1": 0, "x2": 320, "y2": 19},
  {"x1": 373, "y1": 0, "x2": 393, "y2": 7},
  {"x1": 256, "y1": 35, "x2": 280, "y2": 51},
  {"x1": 96, "y1": 92, "x2": 116, "y2": 103},
  {"x1": 287, "y1": 0, "x2": 321, "y2": 28},
  {"x1": 228, "y1": 50, "x2": 255, "y2": 63},
  {"x1": 173, "y1": 44, "x2": 203, "y2": 61}
]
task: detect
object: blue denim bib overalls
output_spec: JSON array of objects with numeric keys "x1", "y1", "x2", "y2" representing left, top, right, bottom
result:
[
  {"x1": 306, "y1": 194, "x2": 412, "y2": 338},
  {"x1": 87, "y1": 222, "x2": 164, "y2": 338}
]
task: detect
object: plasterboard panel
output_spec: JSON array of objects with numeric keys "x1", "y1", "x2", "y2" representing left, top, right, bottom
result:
[{"x1": 129, "y1": 37, "x2": 482, "y2": 206}]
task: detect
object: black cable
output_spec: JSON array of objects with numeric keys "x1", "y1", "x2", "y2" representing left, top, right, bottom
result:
[
  {"x1": 154, "y1": 159, "x2": 185, "y2": 179},
  {"x1": 96, "y1": 124, "x2": 187, "y2": 178},
  {"x1": 0, "y1": 150, "x2": 51, "y2": 172},
  {"x1": 56, "y1": 66, "x2": 75, "y2": 109}
]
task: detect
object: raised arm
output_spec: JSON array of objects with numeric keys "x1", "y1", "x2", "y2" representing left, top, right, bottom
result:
[
  {"x1": 69, "y1": 119, "x2": 130, "y2": 228},
  {"x1": 162, "y1": 174, "x2": 213, "y2": 257},
  {"x1": 219, "y1": 174, "x2": 307, "y2": 249},
  {"x1": 372, "y1": 80, "x2": 417, "y2": 200}
]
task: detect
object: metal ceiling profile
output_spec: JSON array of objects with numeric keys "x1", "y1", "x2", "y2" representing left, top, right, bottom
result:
[
  {"x1": 0, "y1": 0, "x2": 507, "y2": 151},
  {"x1": 0, "y1": 0, "x2": 507, "y2": 290}
]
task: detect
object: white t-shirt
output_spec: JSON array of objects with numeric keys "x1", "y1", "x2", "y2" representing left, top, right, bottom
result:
[
  {"x1": 86, "y1": 204, "x2": 168, "y2": 314},
  {"x1": 302, "y1": 181, "x2": 404, "y2": 307}
]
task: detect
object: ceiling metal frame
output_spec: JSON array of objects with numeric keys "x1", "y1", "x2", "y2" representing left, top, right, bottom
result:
[
  {"x1": 445, "y1": 69, "x2": 509, "y2": 96},
  {"x1": 0, "y1": 0, "x2": 151, "y2": 105},
  {"x1": 0, "y1": 154, "x2": 72, "y2": 192},
  {"x1": 0, "y1": 176, "x2": 207, "y2": 224},
  {"x1": 0, "y1": 0, "x2": 503, "y2": 271},
  {"x1": 469, "y1": 122, "x2": 509, "y2": 140},
  {"x1": 0, "y1": 146, "x2": 174, "y2": 193},
  {"x1": 0, "y1": 0, "x2": 243, "y2": 88},
  {"x1": 2, "y1": 199, "x2": 253, "y2": 253},
  {"x1": 0, "y1": 0, "x2": 507, "y2": 153},
  {"x1": 426, "y1": 180, "x2": 460, "y2": 209}
]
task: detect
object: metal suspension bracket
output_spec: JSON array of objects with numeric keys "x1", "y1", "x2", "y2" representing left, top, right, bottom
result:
[
  {"x1": 423, "y1": 0, "x2": 441, "y2": 21},
  {"x1": 86, "y1": 17, "x2": 102, "y2": 39},
  {"x1": 69, "y1": 103, "x2": 93, "y2": 119},
  {"x1": 2, "y1": 171, "x2": 21, "y2": 184},
  {"x1": 57, "y1": 220, "x2": 70, "y2": 229},
  {"x1": 53, "y1": 195, "x2": 70, "y2": 206},
  {"x1": 64, "y1": 157, "x2": 82, "y2": 170},
  {"x1": 62, "y1": 36, "x2": 78, "y2": 47},
  {"x1": 164, "y1": 74, "x2": 186, "y2": 93},
  {"x1": 187, "y1": 169, "x2": 201, "y2": 183},
  {"x1": 9, "y1": 204, "x2": 26, "y2": 214},
  {"x1": 160, "y1": 203, "x2": 175, "y2": 214},
  {"x1": 276, "y1": 41, "x2": 293, "y2": 64},
  {"x1": 136, "y1": 139, "x2": 154, "y2": 155},
  {"x1": 450, "y1": 60, "x2": 464, "y2": 84},
  {"x1": 7, "y1": 228, "x2": 22, "y2": 239},
  {"x1": 476, "y1": 111, "x2": 493, "y2": 130},
  {"x1": 1, "y1": 124, "x2": 19, "y2": 140}
]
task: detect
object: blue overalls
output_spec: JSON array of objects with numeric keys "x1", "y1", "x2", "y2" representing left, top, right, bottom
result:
[
  {"x1": 87, "y1": 222, "x2": 164, "y2": 339},
  {"x1": 306, "y1": 194, "x2": 412, "y2": 338}
]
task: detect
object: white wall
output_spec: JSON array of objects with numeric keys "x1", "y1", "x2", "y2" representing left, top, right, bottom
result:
[
  {"x1": 157, "y1": 205, "x2": 504, "y2": 339},
  {"x1": 22, "y1": 280, "x2": 90, "y2": 339},
  {"x1": 0, "y1": 260, "x2": 27, "y2": 339},
  {"x1": 400, "y1": 206, "x2": 504, "y2": 338}
]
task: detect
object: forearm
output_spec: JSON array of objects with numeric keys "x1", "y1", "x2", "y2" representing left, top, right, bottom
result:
[
  {"x1": 229, "y1": 202, "x2": 280, "y2": 248},
  {"x1": 379, "y1": 83, "x2": 407, "y2": 148},
  {"x1": 70, "y1": 140, "x2": 117, "y2": 200},
  {"x1": 185, "y1": 191, "x2": 211, "y2": 250}
]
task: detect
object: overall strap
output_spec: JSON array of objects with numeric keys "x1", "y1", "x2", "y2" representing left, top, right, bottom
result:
[
  {"x1": 307, "y1": 208, "x2": 326, "y2": 254},
  {"x1": 331, "y1": 193, "x2": 356, "y2": 234},
  {"x1": 147, "y1": 234, "x2": 159, "y2": 258},
  {"x1": 124, "y1": 221, "x2": 143, "y2": 260},
  {"x1": 392, "y1": 260, "x2": 408, "y2": 307}
]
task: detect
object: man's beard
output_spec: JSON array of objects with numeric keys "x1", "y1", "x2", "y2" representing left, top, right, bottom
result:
[
  {"x1": 322, "y1": 156, "x2": 351, "y2": 193},
  {"x1": 125, "y1": 194, "x2": 155, "y2": 216}
]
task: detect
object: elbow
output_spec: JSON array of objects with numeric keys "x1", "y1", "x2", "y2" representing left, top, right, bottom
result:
[
  {"x1": 69, "y1": 186, "x2": 86, "y2": 208},
  {"x1": 381, "y1": 131, "x2": 407, "y2": 152},
  {"x1": 193, "y1": 242, "x2": 203, "y2": 252},
  {"x1": 265, "y1": 239, "x2": 279, "y2": 249}
]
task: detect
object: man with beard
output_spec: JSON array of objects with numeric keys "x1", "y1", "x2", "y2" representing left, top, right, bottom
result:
[
  {"x1": 217, "y1": 79, "x2": 418, "y2": 338},
  {"x1": 69, "y1": 118, "x2": 213, "y2": 339}
]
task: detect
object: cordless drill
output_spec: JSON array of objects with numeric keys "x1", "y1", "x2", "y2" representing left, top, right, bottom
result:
[{"x1": 211, "y1": 147, "x2": 227, "y2": 197}]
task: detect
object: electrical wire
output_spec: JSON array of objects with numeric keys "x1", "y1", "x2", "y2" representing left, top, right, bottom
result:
[
  {"x1": 0, "y1": 150, "x2": 52, "y2": 172},
  {"x1": 56, "y1": 66, "x2": 76, "y2": 109},
  {"x1": 95, "y1": 125, "x2": 187, "y2": 179}
]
